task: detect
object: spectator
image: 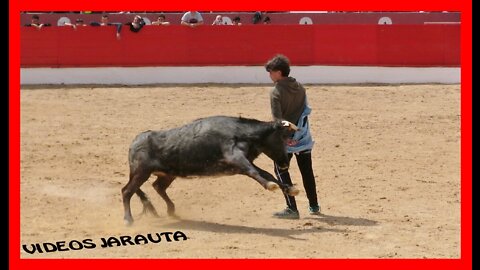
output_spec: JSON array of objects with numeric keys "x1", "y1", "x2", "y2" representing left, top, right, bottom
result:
[
  {"x1": 90, "y1": 14, "x2": 122, "y2": 39},
  {"x1": 62, "y1": 18, "x2": 88, "y2": 29},
  {"x1": 212, "y1": 15, "x2": 224, "y2": 25},
  {"x1": 61, "y1": 21, "x2": 77, "y2": 29},
  {"x1": 264, "y1": 54, "x2": 321, "y2": 219},
  {"x1": 24, "y1": 14, "x2": 51, "y2": 29},
  {"x1": 181, "y1": 11, "x2": 204, "y2": 27},
  {"x1": 100, "y1": 14, "x2": 110, "y2": 26},
  {"x1": 126, "y1": 15, "x2": 146, "y2": 32},
  {"x1": 252, "y1": 11, "x2": 262, "y2": 24},
  {"x1": 232, "y1": 16, "x2": 242, "y2": 25},
  {"x1": 263, "y1": 16, "x2": 271, "y2": 24},
  {"x1": 74, "y1": 18, "x2": 88, "y2": 26},
  {"x1": 151, "y1": 14, "x2": 170, "y2": 25}
]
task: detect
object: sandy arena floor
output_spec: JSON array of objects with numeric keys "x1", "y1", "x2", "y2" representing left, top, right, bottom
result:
[{"x1": 19, "y1": 83, "x2": 460, "y2": 258}]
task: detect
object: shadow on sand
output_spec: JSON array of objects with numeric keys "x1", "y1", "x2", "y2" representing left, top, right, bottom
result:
[
  {"x1": 305, "y1": 213, "x2": 378, "y2": 226},
  {"x1": 146, "y1": 213, "x2": 377, "y2": 240}
]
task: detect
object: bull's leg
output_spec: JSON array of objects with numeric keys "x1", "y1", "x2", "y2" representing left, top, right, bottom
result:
[
  {"x1": 122, "y1": 171, "x2": 151, "y2": 226},
  {"x1": 225, "y1": 150, "x2": 279, "y2": 191},
  {"x1": 152, "y1": 175, "x2": 176, "y2": 216},
  {"x1": 253, "y1": 164, "x2": 300, "y2": 196},
  {"x1": 136, "y1": 188, "x2": 159, "y2": 217}
]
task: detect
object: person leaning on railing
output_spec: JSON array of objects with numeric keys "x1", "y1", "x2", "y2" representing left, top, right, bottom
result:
[
  {"x1": 90, "y1": 14, "x2": 123, "y2": 39},
  {"x1": 24, "y1": 14, "x2": 51, "y2": 29},
  {"x1": 151, "y1": 14, "x2": 170, "y2": 26},
  {"x1": 126, "y1": 15, "x2": 146, "y2": 32},
  {"x1": 180, "y1": 11, "x2": 204, "y2": 28}
]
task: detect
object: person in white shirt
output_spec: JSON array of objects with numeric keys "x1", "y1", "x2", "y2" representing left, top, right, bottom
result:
[
  {"x1": 212, "y1": 15, "x2": 224, "y2": 25},
  {"x1": 181, "y1": 11, "x2": 204, "y2": 28}
]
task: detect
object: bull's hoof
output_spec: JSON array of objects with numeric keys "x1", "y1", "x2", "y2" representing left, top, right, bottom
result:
[
  {"x1": 266, "y1": 182, "x2": 280, "y2": 191},
  {"x1": 124, "y1": 218, "x2": 134, "y2": 226},
  {"x1": 287, "y1": 186, "x2": 300, "y2": 196}
]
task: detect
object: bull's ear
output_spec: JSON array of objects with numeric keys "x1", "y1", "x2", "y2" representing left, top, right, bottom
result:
[{"x1": 281, "y1": 120, "x2": 299, "y2": 131}]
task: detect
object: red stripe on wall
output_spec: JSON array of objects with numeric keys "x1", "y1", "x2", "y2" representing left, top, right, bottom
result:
[{"x1": 20, "y1": 24, "x2": 460, "y2": 67}]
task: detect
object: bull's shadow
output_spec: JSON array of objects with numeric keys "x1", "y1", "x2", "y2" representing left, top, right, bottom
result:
[{"x1": 154, "y1": 214, "x2": 377, "y2": 240}]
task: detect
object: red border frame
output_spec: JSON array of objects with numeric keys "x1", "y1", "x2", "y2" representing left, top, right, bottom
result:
[{"x1": 10, "y1": 1, "x2": 472, "y2": 270}]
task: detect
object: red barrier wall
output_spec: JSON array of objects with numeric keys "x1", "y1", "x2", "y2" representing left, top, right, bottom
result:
[{"x1": 20, "y1": 24, "x2": 460, "y2": 67}]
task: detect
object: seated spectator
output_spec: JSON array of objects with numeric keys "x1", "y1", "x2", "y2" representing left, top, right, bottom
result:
[
  {"x1": 62, "y1": 18, "x2": 88, "y2": 29},
  {"x1": 151, "y1": 14, "x2": 170, "y2": 25},
  {"x1": 61, "y1": 22, "x2": 77, "y2": 29},
  {"x1": 74, "y1": 18, "x2": 88, "y2": 26},
  {"x1": 232, "y1": 16, "x2": 242, "y2": 25},
  {"x1": 212, "y1": 15, "x2": 224, "y2": 25},
  {"x1": 181, "y1": 11, "x2": 204, "y2": 28},
  {"x1": 90, "y1": 14, "x2": 122, "y2": 39},
  {"x1": 263, "y1": 16, "x2": 271, "y2": 24},
  {"x1": 100, "y1": 14, "x2": 111, "y2": 26},
  {"x1": 24, "y1": 14, "x2": 51, "y2": 29},
  {"x1": 126, "y1": 15, "x2": 146, "y2": 32}
]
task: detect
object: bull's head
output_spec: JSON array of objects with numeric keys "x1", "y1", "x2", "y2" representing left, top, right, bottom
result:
[{"x1": 262, "y1": 120, "x2": 299, "y2": 170}]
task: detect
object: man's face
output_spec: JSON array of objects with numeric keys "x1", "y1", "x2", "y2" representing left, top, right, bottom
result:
[{"x1": 268, "y1": 70, "x2": 283, "y2": 82}]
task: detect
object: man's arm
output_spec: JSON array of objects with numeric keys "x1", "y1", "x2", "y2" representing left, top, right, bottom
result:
[
  {"x1": 270, "y1": 89, "x2": 283, "y2": 121},
  {"x1": 63, "y1": 22, "x2": 77, "y2": 29},
  {"x1": 181, "y1": 20, "x2": 203, "y2": 27}
]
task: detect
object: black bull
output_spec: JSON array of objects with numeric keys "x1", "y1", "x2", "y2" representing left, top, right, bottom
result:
[{"x1": 122, "y1": 115, "x2": 300, "y2": 225}]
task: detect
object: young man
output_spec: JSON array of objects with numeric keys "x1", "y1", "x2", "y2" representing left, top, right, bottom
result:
[
  {"x1": 90, "y1": 14, "x2": 122, "y2": 39},
  {"x1": 24, "y1": 14, "x2": 51, "y2": 29},
  {"x1": 231, "y1": 16, "x2": 242, "y2": 25},
  {"x1": 152, "y1": 14, "x2": 171, "y2": 26},
  {"x1": 265, "y1": 54, "x2": 321, "y2": 219}
]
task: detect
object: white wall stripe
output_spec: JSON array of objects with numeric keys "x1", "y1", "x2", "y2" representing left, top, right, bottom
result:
[{"x1": 20, "y1": 66, "x2": 460, "y2": 85}]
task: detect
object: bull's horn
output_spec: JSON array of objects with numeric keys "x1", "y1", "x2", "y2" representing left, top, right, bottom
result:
[{"x1": 281, "y1": 120, "x2": 299, "y2": 131}]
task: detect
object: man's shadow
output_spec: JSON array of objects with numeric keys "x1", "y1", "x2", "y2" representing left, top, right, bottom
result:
[
  {"x1": 305, "y1": 213, "x2": 379, "y2": 226},
  {"x1": 154, "y1": 214, "x2": 377, "y2": 240}
]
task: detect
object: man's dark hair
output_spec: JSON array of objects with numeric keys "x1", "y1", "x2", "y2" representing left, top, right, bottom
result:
[
  {"x1": 158, "y1": 14, "x2": 166, "y2": 19},
  {"x1": 32, "y1": 14, "x2": 39, "y2": 20},
  {"x1": 233, "y1": 16, "x2": 241, "y2": 22},
  {"x1": 265, "y1": 54, "x2": 291, "y2": 77}
]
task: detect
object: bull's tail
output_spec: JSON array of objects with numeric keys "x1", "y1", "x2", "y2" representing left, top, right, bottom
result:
[{"x1": 136, "y1": 188, "x2": 159, "y2": 217}]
